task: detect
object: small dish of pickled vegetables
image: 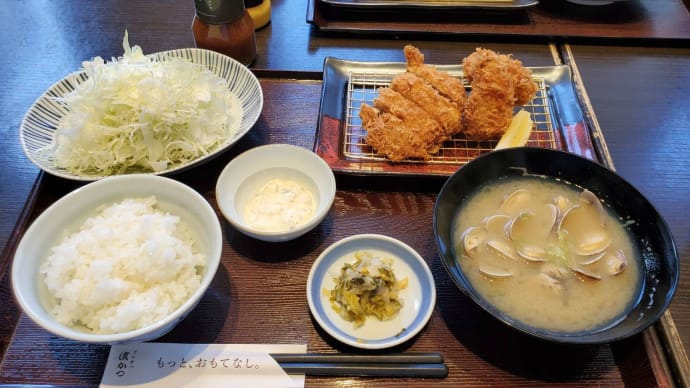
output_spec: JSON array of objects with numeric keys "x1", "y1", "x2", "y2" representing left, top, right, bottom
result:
[{"x1": 306, "y1": 234, "x2": 436, "y2": 349}]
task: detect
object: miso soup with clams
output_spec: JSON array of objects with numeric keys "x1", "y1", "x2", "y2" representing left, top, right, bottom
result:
[{"x1": 452, "y1": 176, "x2": 641, "y2": 333}]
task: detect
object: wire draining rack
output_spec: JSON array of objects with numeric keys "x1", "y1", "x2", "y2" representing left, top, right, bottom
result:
[{"x1": 343, "y1": 71, "x2": 557, "y2": 165}]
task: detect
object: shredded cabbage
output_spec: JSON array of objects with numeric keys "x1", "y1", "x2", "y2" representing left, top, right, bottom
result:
[{"x1": 48, "y1": 31, "x2": 242, "y2": 176}]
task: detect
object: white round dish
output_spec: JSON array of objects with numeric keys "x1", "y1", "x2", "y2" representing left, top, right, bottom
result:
[
  {"x1": 20, "y1": 47, "x2": 263, "y2": 181},
  {"x1": 307, "y1": 234, "x2": 436, "y2": 349},
  {"x1": 215, "y1": 144, "x2": 336, "y2": 242},
  {"x1": 11, "y1": 174, "x2": 223, "y2": 344}
]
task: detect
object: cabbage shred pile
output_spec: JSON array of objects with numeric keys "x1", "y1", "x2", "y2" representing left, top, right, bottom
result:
[{"x1": 49, "y1": 32, "x2": 242, "y2": 176}]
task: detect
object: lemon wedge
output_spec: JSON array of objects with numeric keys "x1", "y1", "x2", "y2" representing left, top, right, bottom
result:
[{"x1": 495, "y1": 109, "x2": 534, "y2": 150}]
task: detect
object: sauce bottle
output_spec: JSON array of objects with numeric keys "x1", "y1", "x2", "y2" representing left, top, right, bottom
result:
[
  {"x1": 192, "y1": 0, "x2": 257, "y2": 66},
  {"x1": 244, "y1": 0, "x2": 271, "y2": 30}
]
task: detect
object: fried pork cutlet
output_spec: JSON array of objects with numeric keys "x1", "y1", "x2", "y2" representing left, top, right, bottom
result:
[
  {"x1": 358, "y1": 45, "x2": 535, "y2": 161},
  {"x1": 403, "y1": 45, "x2": 467, "y2": 113},
  {"x1": 359, "y1": 104, "x2": 436, "y2": 162},
  {"x1": 358, "y1": 46, "x2": 466, "y2": 161},
  {"x1": 462, "y1": 47, "x2": 537, "y2": 105},
  {"x1": 508, "y1": 61, "x2": 538, "y2": 105},
  {"x1": 463, "y1": 90, "x2": 515, "y2": 140},
  {"x1": 463, "y1": 58, "x2": 516, "y2": 140},
  {"x1": 373, "y1": 87, "x2": 446, "y2": 149},
  {"x1": 461, "y1": 48, "x2": 538, "y2": 140},
  {"x1": 389, "y1": 72, "x2": 463, "y2": 137}
]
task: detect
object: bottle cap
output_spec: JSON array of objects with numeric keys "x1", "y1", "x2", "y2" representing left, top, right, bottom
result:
[
  {"x1": 244, "y1": 0, "x2": 262, "y2": 6},
  {"x1": 194, "y1": 0, "x2": 245, "y2": 24}
]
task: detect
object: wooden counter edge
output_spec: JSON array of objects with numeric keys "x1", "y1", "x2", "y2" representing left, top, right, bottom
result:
[
  {"x1": 658, "y1": 310, "x2": 690, "y2": 387},
  {"x1": 561, "y1": 43, "x2": 690, "y2": 388}
]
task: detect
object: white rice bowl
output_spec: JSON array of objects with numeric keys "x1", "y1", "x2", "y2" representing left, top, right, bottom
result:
[{"x1": 11, "y1": 174, "x2": 222, "y2": 344}]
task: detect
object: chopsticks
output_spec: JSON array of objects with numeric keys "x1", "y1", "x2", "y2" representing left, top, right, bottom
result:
[{"x1": 270, "y1": 352, "x2": 448, "y2": 378}]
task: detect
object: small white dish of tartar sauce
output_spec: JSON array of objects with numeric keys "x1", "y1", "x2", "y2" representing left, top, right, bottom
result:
[
  {"x1": 215, "y1": 144, "x2": 336, "y2": 242},
  {"x1": 243, "y1": 178, "x2": 316, "y2": 232}
]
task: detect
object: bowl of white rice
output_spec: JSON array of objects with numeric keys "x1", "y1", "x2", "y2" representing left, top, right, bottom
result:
[{"x1": 11, "y1": 174, "x2": 222, "y2": 344}]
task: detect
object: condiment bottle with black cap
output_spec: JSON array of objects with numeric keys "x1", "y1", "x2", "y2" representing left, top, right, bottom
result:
[{"x1": 192, "y1": 0, "x2": 257, "y2": 66}]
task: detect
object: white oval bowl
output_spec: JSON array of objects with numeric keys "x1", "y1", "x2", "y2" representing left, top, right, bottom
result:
[
  {"x1": 11, "y1": 174, "x2": 223, "y2": 344},
  {"x1": 216, "y1": 144, "x2": 336, "y2": 242}
]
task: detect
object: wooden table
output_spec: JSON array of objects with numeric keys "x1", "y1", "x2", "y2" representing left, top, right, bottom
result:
[{"x1": 1, "y1": 0, "x2": 688, "y2": 386}]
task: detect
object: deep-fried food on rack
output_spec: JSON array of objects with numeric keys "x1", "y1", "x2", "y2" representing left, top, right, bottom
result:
[
  {"x1": 463, "y1": 58, "x2": 516, "y2": 140},
  {"x1": 462, "y1": 48, "x2": 537, "y2": 140},
  {"x1": 359, "y1": 46, "x2": 466, "y2": 161},
  {"x1": 461, "y1": 48, "x2": 537, "y2": 103},
  {"x1": 373, "y1": 87, "x2": 447, "y2": 149},
  {"x1": 389, "y1": 72, "x2": 463, "y2": 137},
  {"x1": 358, "y1": 45, "x2": 537, "y2": 161},
  {"x1": 508, "y1": 57, "x2": 539, "y2": 106},
  {"x1": 403, "y1": 45, "x2": 467, "y2": 112},
  {"x1": 360, "y1": 104, "x2": 438, "y2": 162}
]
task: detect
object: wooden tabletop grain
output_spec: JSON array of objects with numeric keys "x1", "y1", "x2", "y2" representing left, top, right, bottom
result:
[{"x1": 0, "y1": 0, "x2": 688, "y2": 386}]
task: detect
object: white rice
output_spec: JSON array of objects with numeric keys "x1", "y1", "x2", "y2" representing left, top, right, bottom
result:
[{"x1": 39, "y1": 196, "x2": 206, "y2": 334}]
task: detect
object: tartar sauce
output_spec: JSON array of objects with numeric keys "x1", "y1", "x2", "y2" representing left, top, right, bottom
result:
[{"x1": 243, "y1": 178, "x2": 316, "y2": 232}]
